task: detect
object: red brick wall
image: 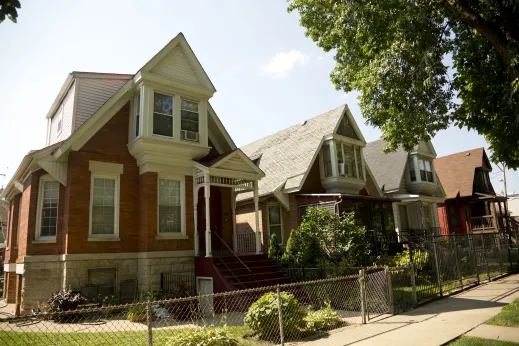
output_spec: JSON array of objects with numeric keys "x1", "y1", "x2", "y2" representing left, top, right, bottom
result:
[
  {"x1": 137, "y1": 172, "x2": 194, "y2": 252},
  {"x1": 4, "y1": 195, "x2": 20, "y2": 264},
  {"x1": 64, "y1": 103, "x2": 140, "y2": 254},
  {"x1": 6, "y1": 272, "x2": 17, "y2": 304}
]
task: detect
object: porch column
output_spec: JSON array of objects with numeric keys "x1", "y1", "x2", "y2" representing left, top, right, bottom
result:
[
  {"x1": 205, "y1": 174, "x2": 212, "y2": 258},
  {"x1": 194, "y1": 185, "x2": 199, "y2": 256},
  {"x1": 392, "y1": 202, "x2": 401, "y2": 242},
  {"x1": 231, "y1": 188, "x2": 237, "y2": 252},
  {"x1": 254, "y1": 181, "x2": 262, "y2": 254},
  {"x1": 490, "y1": 200, "x2": 497, "y2": 230}
]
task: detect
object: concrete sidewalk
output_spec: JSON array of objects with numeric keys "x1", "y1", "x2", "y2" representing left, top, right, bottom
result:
[
  {"x1": 467, "y1": 324, "x2": 519, "y2": 343},
  {"x1": 298, "y1": 274, "x2": 519, "y2": 346}
]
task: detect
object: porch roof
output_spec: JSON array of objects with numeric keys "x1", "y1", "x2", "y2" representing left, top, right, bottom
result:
[
  {"x1": 470, "y1": 194, "x2": 507, "y2": 202},
  {"x1": 297, "y1": 193, "x2": 400, "y2": 202}
]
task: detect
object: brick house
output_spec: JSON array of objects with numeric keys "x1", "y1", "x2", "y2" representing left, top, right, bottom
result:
[
  {"x1": 235, "y1": 105, "x2": 399, "y2": 252},
  {"x1": 434, "y1": 148, "x2": 507, "y2": 234},
  {"x1": 364, "y1": 140, "x2": 446, "y2": 234},
  {"x1": 1, "y1": 33, "x2": 271, "y2": 313}
]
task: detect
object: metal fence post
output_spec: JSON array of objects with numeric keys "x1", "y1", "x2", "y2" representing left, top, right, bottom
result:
[
  {"x1": 453, "y1": 236, "x2": 463, "y2": 290},
  {"x1": 359, "y1": 269, "x2": 367, "y2": 324},
  {"x1": 146, "y1": 302, "x2": 153, "y2": 346},
  {"x1": 469, "y1": 232, "x2": 480, "y2": 283},
  {"x1": 497, "y1": 236, "x2": 503, "y2": 275},
  {"x1": 409, "y1": 262, "x2": 418, "y2": 306},
  {"x1": 481, "y1": 235, "x2": 491, "y2": 281},
  {"x1": 277, "y1": 285, "x2": 285, "y2": 346},
  {"x1": 432, "y1": 241, "x2": 443, "y2": 297},
  {"x1": 385, "y1": 266, "x2": 395, "y2": 314}
]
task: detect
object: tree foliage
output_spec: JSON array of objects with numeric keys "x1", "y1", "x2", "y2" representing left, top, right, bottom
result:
[
  {"x1": 283, "y1": 206, "x2": 371, "y2": 266},
  {"x1": 0, "y1": 0, "x2": 20, "y2": 23},
  {"x1": 288, "y1": 0, "x2": 519, "y2": 168}
]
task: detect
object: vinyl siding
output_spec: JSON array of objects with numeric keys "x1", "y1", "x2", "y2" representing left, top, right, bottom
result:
[
  {"x1": 150, "y1": 46, "x2": 203, "y2": 87},
  {"x1": 48, "y1": 81, "x2": 76, "y2": 145},
  {"x1": 75, "y1": 77, "x2": 128, "y2": 130},
  {"x1": 417, "y1": 141, "x2": 433, "y2": 156}
]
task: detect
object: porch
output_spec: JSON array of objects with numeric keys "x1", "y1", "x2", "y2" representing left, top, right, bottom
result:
[{"x1": 469, "y1": 195, "x2": 508, "y2": 233}]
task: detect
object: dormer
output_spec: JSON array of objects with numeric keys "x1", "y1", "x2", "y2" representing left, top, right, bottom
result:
[
  {"x1": 405, "y1": 141, "x2": 439, "y2": 195},
  {"x1": 318, "y1": 110, "x2": 367, "y2": 194},
  {"x1": 127, "y1": 34, "x2": 217, "y2": 169}
]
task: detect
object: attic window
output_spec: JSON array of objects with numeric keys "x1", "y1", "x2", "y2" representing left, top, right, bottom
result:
[{"x1": 56, "y1": 105, "x2": 64, "y2": 134}]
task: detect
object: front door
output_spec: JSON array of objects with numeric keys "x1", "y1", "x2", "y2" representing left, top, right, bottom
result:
[{"x1": 197, "y1": 186, "x2": 222, "y2": 255}]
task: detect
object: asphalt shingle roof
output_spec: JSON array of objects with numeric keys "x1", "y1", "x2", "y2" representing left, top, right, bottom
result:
[
  {"x1": 238, "y1": 105, "x2": 346, "y2": 200},
  {"x1": 434, "y1": 147, "x2": 487, "y2": 199},
  {"x1": 363, "y1": 139, "x2": 409, "y2": 192}
]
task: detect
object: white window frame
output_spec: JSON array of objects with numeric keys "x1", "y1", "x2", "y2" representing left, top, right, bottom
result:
[
  {"x1": 156, "y1": 174, "x2": 186, "y2": 239},
  {"x1": 134, "y1": 92, "x2": 141, "y2": 138},
  {"x1": 152, "y1": 92, "x2": 175, "y2": 138},
  {"x1": 56, "y1": 105, "x2": 64, "y2": 135},
  {"x1": 418, "y1": 158, "x2": 434, "y2": 183},
  {"x1": 180, "y1": 98, "x2": 200, "y2": 142},
  {"x1": 89, "y1": 171, "x2": 121, "y2": 241},
  {"x1": 34, "y1": 174, "x2": 59, "y2": 242},
  {"x1": 266, "y1": 203, "x2": 284, "y2": 245}
]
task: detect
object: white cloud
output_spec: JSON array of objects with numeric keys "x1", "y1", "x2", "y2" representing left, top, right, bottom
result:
[{"x1": 260, "y1": 50, "x2": 310, "y2": 79}]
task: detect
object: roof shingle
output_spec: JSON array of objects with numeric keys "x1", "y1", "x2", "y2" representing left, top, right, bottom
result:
[{"x1": 363, "y1": 140, "x2": 409, "y2": 192}]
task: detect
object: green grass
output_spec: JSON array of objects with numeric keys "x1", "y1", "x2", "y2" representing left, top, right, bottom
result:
[
  {"x1": 449, "y1": 336, "x2": 519, "y2": 346},
  {"x1": 0, "y1": 326, "x2": 268, "y2": 346},
  {"x1": 486, "y1": 298, "x2": 519, "y2": 328}
]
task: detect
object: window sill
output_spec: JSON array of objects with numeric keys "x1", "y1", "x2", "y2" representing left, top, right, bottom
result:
[
  {"x1": 32, "y1": 238, "x2": 57, "y2": 244},
  {"x1": 156, "y1": 234, "x2": 188, "y2": 240},
  {"x1": 88, "y1": 237, "x2": 121, "y2": 242}
]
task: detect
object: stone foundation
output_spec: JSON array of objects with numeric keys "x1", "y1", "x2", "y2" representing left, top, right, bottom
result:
[{"x1": 16, "y1": 250, "x2": 195, "y2": 314}]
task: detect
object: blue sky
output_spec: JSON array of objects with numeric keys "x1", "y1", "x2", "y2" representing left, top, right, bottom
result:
[{"x1": 0, "y1": 0, "x2": 517, "y2": 194}]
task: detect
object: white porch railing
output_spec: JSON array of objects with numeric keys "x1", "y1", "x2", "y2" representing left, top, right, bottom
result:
[{"x1": 471, "y1": 215, "x2": 496, "y2": 231}]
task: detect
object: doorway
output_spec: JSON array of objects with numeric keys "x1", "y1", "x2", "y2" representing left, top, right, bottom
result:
[{"x1": 197, "y1": 186, "x2": 223, "y2": 256}]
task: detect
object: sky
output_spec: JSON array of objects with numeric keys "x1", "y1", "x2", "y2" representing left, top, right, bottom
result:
[{"x1": 0, "y1": 0, "x2": 517, "y2": 194}]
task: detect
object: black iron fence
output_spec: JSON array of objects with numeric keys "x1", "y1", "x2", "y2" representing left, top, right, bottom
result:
[{"x1": 160, "y1": 273, "x2": 196, "y2": 298}]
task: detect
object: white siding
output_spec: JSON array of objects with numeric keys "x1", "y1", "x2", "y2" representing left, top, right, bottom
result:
[
  {"x1": 150, "y1": 46, "x2": 203, "y2": 87},
  {"x1": 417, "y1": 141, "x2": 433, "y2": 156},
  {"x1": 75, "y1": 78, "x2": 128, "y2": 129},
  {"x1": 48, "y1": 81, "x2": 76, "y2": 145},
  {"x1": 217, "y1": 155, "x2": 257, "y2": 174}
]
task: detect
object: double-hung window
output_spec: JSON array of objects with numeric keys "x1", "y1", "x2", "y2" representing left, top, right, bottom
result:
[
  {"x1": 267, "y1": 204, "x2": 283, "y2": 244},
  {"x1": 158, "y1": 178, "x2": 183, "y2": 234},
  {"x1": 180, "y1": 99, "x2": 199, "y2": 142},
  {"x1": 323, "y1": 143, "x2": 333, "y2": 178},
  {"x1": 153, "y1": 93, "x2": 174, "y2": 137},
  {"x1": 418, "y1": 159, "x2": 434, "y2": 182},
  {"x1": 56, "y1": 106, "x2": 64, "y2": 134},
  {"x1": 35, "y1": 175, "x2": 59, "y2": 240},
  {"x1": 409, "y1": 158, "x2": 417, "y2": 182},
  {"x1": 333, "y1": 140, "x2": 361, "y2": 179}
]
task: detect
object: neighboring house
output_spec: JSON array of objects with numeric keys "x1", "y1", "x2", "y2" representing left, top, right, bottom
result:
[
  {"x1": 236, "y1": 105, "x2": 398, "y2": 253},
  {"x1": 1, "y1": 33, "x2": 273, "y2": 313},
  {"x1": 364, "y1": 140, "x2": 446, "y2": 234},
  {"x1": 434, "y1": 148, "x2": 507, "y2": 234}
]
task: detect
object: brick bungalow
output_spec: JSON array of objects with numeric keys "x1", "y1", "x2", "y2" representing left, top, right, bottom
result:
[{"x1": 2, "y1": 33, "x2": 273, "y2": 313}]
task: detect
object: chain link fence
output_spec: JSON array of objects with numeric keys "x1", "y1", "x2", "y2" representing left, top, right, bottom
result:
[{"x1": 0, "y1": 269, "x2": 393, "y2": 345}]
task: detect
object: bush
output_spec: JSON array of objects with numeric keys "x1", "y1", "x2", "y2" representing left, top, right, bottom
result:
[
  {"x1": 167, "y1": 328, "x2": 238, "y2": 346},
  {"x1": 244, "y1": 292, "x2": 306, "y2": 339},
  {"x1": 305, "y1": 302, "x2": 343, "y2": 331},
  {"x1": 268, "y1": 234, "x2": 283, "y2": 262},
  {"x1": 392, "y1": 249, "x2": 429, "y2": 271},
  {"x1": 127, "y1": 305, "x2": 148, "y2": 323}
]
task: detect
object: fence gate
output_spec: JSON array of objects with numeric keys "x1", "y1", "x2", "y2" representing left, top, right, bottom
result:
[{"x1": 365, "y1": 268, "x2": 389, "y2": 320}]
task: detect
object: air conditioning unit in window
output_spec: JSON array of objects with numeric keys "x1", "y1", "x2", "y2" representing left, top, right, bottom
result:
[
  {"x1": 181, "y1": 130, "x2": 199, "y2": 142},
  {"x1": 338, "y1": 162, "x2": 346, "y2": 176}
]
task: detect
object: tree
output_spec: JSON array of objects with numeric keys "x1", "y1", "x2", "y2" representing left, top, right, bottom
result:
[
  {"x1": 288, "y1": 0, "x2": 519, "y2": 168},
  {"x1": 283, "y1": 206, "x2": 371, "y2": 266},
  {"x1": 0, "y1": 0, "x2": 21, "y2": 23}
]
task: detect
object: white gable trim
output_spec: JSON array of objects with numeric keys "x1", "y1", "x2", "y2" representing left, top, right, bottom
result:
[
  {"x1": 332, "y1": 105, "x2": 366, "y2": 144},
  {"x1": 273, "y1": 182, "x2": 290, "y2": 211},
  {"x1": 141, "y1": 33, "x2": 216, "y2": 93},
  {"x1": 212, "y1": 150, "x2": 265, "y2": 176},
  {"x1": 208, "y1": 103, "x2": 236, "y2": 150},
  {"x1": 282, "y1": 137, "x2": 325, "y2": 194}
]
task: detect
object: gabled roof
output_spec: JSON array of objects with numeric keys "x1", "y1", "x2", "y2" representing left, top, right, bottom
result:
[
  {"x1": 197, "y1": 149, "x2": 264, "y2": 177},
  {"x1": 434, "y1": 147, "x2": 491, "y2": 199},
  {"x1": 363, "y1": 140, "x2": 410, "y2": 192},
  {"x1": 239, "y1": 104, "x2": 359, "y2": 199}
]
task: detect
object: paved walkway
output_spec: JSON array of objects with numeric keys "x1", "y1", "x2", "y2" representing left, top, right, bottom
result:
[
  {"x1": 467, "y1": 324, "x2": 519, "y2": 343},
  {"x1": 298, "y1": 274, "x2": 519, "y2": 346}
]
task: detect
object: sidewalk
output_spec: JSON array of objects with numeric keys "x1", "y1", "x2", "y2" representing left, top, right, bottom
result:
[{"x1": 298, "y1": 274, "x2": 519, "y2": 346}]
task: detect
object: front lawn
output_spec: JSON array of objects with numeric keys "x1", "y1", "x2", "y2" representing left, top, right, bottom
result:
[
  {"x1": 449, "y1": 336, "x2": 519, "y2": 346},
  {"x1": 486, "y1": 298, "x2": 519, "y2": 328},
  {"x1": 0, "y1": 326, "x2": 267, "y2": 346}
]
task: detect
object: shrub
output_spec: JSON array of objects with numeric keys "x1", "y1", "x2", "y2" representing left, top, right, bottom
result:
[
  {"x1": 305, "y1": 302, "x2": 343, "y2": 331},
  {"x1": 42, "y1": 289, "x2": 87, "y2": 313},
  {"x1": 127, "y1": 305, "x2": 148, "y2": 323},
  {"x1": 167, "y1": 328, "x2": 238, "y2": 346},
  {"x1": 392, "y1": 249, "x2": 429, "y2": 271},
  {"x1": 244, "y1": 292, "x2": 306, "y2": 339},
  {"x1": 268, "y1": 234, "x2": 283, "y2": 262}
]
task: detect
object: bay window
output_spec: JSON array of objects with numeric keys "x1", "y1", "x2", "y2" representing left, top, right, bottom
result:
[
  {"x1": 180, "y1": 99, "x2": 199, "y2": 142},
  {"x1": 323, "y1": 143, "x2": 333, "y2": 178},
  {"x1": 134, "y1": 92, "x2": 141, "y2": 138},
  {"x1": 158, "y1": 178, "x2": 183, "y2": 234},
  {"x1": 153, "y1": 93, "x2": 174, "y2": 137},
  {"x1": 35, "y1": 176, "x2": 59, "y2": 240},
  {"x1": 418, "y1": 159, "x2": 434, "y2": 182},
  {"x1": 322, "y1": 140, "x2": 363, "y2": 180}
]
